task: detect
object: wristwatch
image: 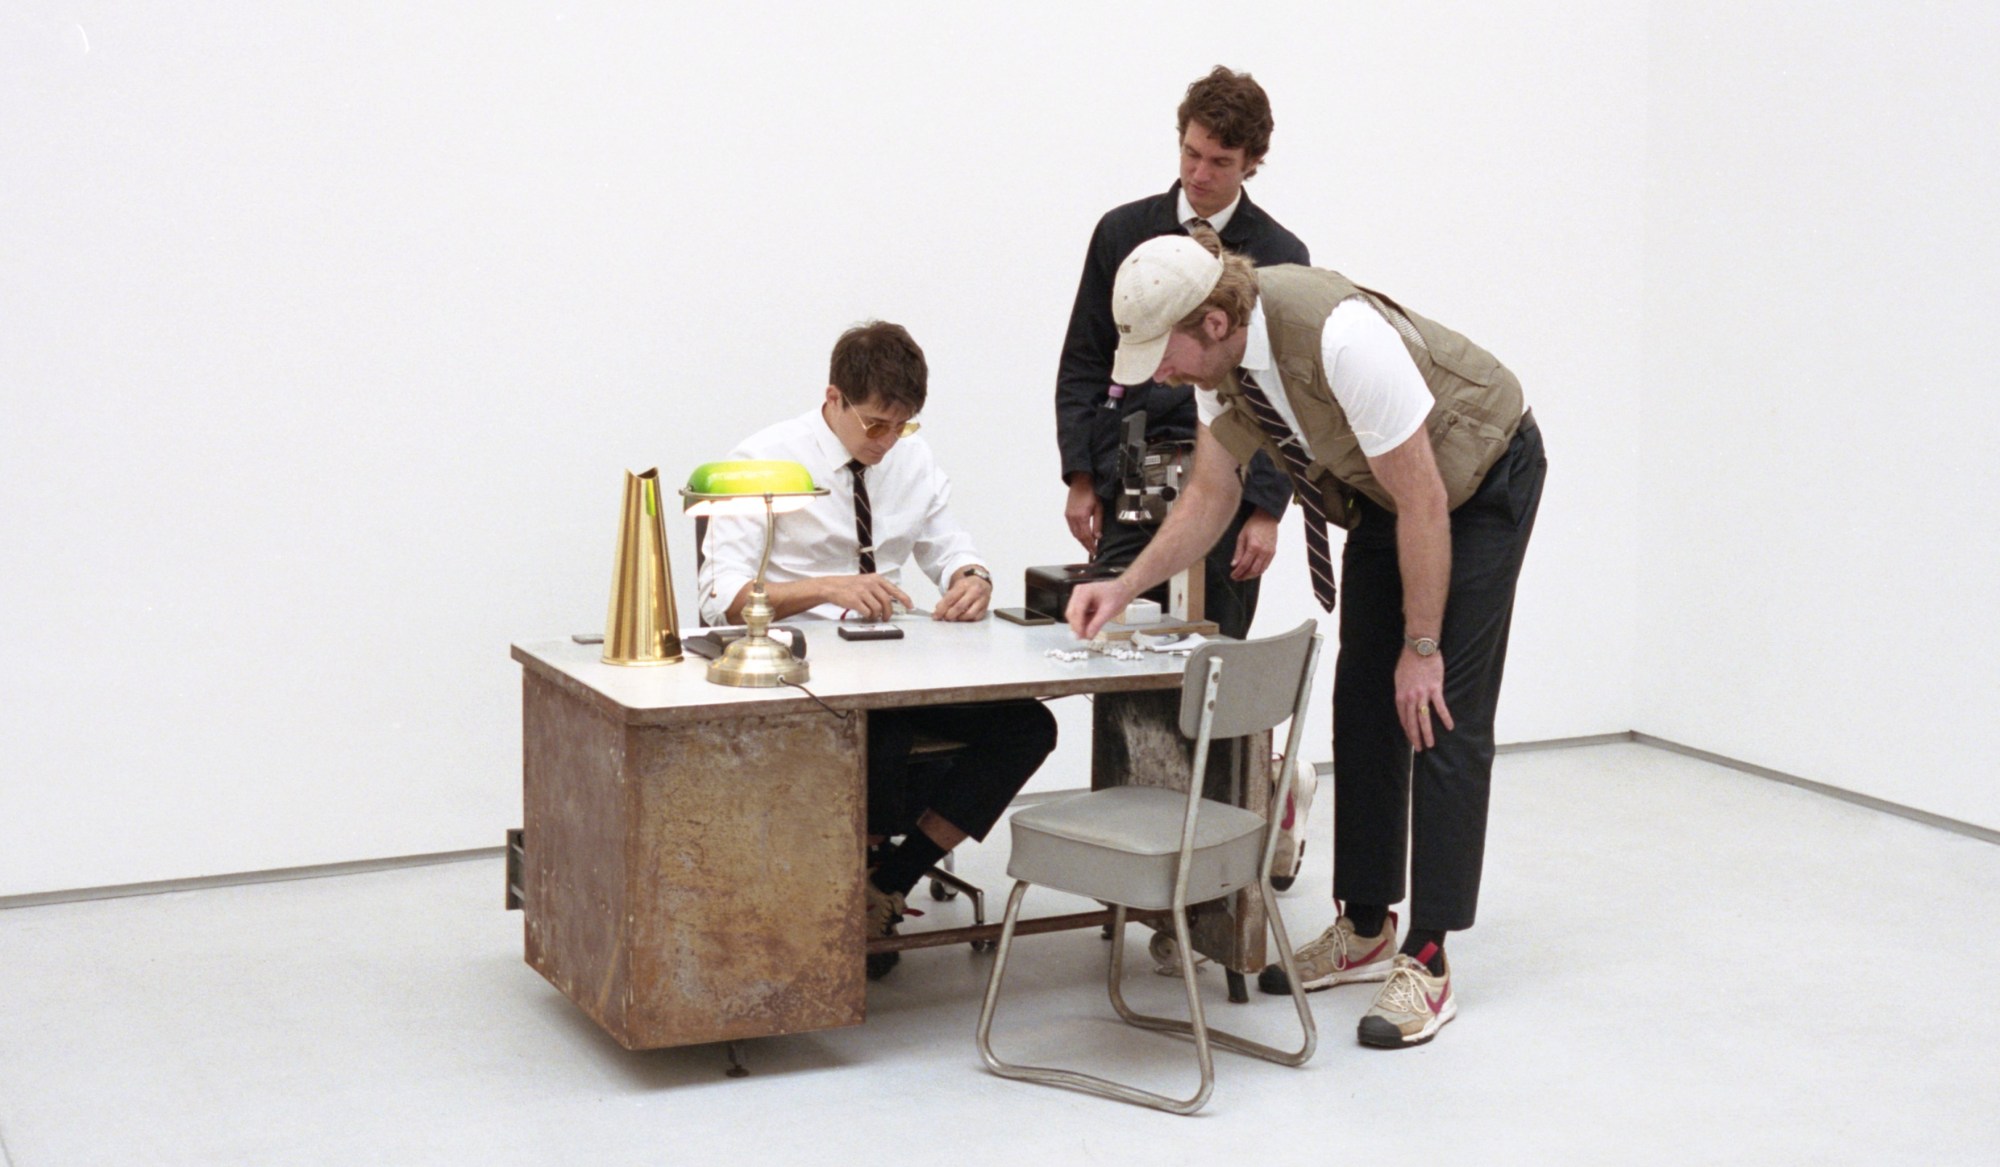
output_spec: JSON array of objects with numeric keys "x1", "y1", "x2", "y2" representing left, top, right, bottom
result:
[
  {"x1": 961, "y1": 566, "x2": 993, "y2": 585},
  {"x1": 1404, "y1": 634, "x2": 1440, "y2": 657}
]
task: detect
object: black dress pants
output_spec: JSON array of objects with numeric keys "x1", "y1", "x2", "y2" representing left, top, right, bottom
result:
[
  {"x1": 865, "y1": 699, "x2": 1058, "y2": 841},
  {"x1": 1332, "y1": 417, "x2": 1546, "y2": 932},
  {"x1": 1095, "y1": 497, "x2": 1262, "y2": 641}
]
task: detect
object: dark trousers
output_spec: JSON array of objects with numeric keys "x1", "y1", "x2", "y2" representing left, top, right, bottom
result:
[
  {"x1": 1095, "y1": 498, "x2": 1262, "y2": 640},
  {"x1": 866, "y1": 700, "x2": 1058, "y2": 841},
  {"x1": 1332, "y1": 418, "x2": 1546, "y2": 932}
]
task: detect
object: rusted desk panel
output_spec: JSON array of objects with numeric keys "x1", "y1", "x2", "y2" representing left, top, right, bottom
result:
[
  {"x1": 521, "y1": 670, "x2": 866, "y2": 1049},
  {"x1": 1092, "y1": 689, "x2": 1272, "y2": 975}
]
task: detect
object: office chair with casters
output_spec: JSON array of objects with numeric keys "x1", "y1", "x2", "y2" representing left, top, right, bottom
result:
[{"x1": 975, "y1": 620, "x2": 1322, "y2": 1115}]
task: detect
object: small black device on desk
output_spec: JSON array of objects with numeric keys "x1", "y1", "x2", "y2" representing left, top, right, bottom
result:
[
  {"x1": 836, "y1": 622, "x2": 904, "y2": 641},
  {"x1": 995, "y1": 607, "x2": 1053, "y2": 626},
  {"x1": 1023, "y1": 563, "x2": 1169, "y2": 620},
  {"x1": 684, "y1": 625, "x2": 810, "y2": 660}
]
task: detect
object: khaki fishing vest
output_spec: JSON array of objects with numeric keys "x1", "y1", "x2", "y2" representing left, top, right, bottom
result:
[{"x1": 1209, "y1": 265, "x2": 1525, "y2": 528}]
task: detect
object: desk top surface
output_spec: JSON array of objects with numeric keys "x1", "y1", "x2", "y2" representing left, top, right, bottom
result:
[{"x1": 511, "y1": 616, "x2": 1192, "y2": 725}]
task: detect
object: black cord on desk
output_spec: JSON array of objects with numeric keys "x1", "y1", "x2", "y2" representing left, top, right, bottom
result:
[{"x1": 780, "y1": 678, "x2": 853, "y2": 720}]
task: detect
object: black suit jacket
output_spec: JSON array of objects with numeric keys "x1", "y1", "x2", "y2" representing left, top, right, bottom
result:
[{"x1": 1054, "y1": 182, "x2": 1311, "y2": 518}]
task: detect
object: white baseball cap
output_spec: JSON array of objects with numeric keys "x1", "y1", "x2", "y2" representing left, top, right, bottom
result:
[{"x1": 1110, "y1": 235, "x2": 1223, "y2": 386}]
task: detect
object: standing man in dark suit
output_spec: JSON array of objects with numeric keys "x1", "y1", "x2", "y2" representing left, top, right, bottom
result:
[{"x1": 1054, "y1": 66, "x2": 1311, "y2": 640}]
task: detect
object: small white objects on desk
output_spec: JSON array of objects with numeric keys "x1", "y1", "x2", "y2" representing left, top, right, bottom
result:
[
  {"x1": 1047, "y1": 640, "x2": 1145, "y2": 664},
  {"x1": 1045, "y1": 630, "x2": 1212, "y2": 664}
]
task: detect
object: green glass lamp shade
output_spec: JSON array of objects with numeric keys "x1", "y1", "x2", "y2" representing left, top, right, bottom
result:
[{"x1": 681, "y1": 460, "x2": 824, "y2": 516}]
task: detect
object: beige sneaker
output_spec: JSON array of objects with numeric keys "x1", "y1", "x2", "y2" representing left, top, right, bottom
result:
[
  {"x1": 1357, "y1": 952, "x2": 1456, "y2": 1048},
  {"x1": 865, "y1": 883, "x2": 906, "y2": 981},
  {"x1": 1257, "y1": 910, "x2": 1398, "y2": 994}
]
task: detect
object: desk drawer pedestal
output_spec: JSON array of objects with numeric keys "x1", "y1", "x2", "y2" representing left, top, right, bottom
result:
[{"x1": 518, "y1": 671, "x2": 866, "y2": 1050}]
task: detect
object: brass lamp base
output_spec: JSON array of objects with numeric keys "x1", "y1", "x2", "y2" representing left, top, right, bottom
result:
[
  {"x1": 704, "y1": 579, "x2": 806, "y2": 687},
  {"x1": 706, "y1": 633, "x2": 810, "y2": 687}
]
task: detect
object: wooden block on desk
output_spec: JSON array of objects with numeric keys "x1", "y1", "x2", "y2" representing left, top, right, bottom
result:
[{"x1": 1091, "y1": 618, "x2": 1220, "y2": 642}]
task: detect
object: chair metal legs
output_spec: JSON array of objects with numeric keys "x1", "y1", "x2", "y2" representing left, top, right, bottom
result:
[
  {"x1": 1106, "y1": 879, "x2": 1317, "y2": 1067},
  {"x1": 976, "y1": 877, "x2": 1317, "y2": 1115}
]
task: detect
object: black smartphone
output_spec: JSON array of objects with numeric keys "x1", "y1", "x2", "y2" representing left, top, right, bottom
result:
[
  {"x1": 994, "y1": 606, "x2": 1054, "y2": 626},
  {"x1": 837, "y1": 623, "x2": 905, "y2": 641}
]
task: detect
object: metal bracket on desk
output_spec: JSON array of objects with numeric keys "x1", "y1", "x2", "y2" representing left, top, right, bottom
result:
[{"x1": 504, "y1": 828, "x2": 526, "y2": 911}]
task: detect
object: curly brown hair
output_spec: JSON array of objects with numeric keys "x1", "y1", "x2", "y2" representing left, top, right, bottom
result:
[
  {"x1": 1175, "y1": 226, "x2": 1260, "y2": 334},
  {"x1": 1176, "y1": 66, "x2": 1274, "y2": 168},
  {"x1": 829, "y1": 321, "x2": 928, "y2": 414}
]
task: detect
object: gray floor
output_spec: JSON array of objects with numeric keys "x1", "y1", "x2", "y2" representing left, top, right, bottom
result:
[{"x1": 2, "y1": 742, "x2": 1996, "y2": 1166}]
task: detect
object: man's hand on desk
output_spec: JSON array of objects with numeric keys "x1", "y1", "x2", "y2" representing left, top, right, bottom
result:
[
  {"x1": 933, "y1": 566, "x2": 992, "y2": 622},
  {"x1": 1065, "y1": 578, "x2": 1135, "y2": 641},
  {"x1": 820, "y1": 574, "x2": 914, "y2": 621}
]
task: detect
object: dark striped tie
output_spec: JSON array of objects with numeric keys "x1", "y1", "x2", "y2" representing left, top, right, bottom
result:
[
  {"x1": 847, "y1": 459, "x2": 876, "y2": 575},
  {"x1": 1232, "y1": 372, "x2": 1337, "y2": 610}
]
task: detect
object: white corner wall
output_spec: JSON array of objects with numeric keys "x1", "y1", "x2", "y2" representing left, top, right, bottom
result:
[
  {"x1": 1639, "y1": 2, "x2": 2000, "y2": 830},
  {"x1": 1, "y1": 2, "x2": 1644, "y2": 896}
]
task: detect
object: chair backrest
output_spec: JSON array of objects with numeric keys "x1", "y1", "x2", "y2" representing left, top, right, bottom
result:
[{"x1": 1177, "y1": 620, "x2": 1320, "y2": 740}]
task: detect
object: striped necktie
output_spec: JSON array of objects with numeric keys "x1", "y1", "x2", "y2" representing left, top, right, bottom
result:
[
  {"x1": 1231, "y1": 371, "x2": 1337, "y2": 610},
  {"x1": 847, "y1": 459, "x2": 876, "y2": 575}
]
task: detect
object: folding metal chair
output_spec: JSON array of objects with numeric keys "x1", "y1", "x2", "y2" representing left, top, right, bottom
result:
[{"x1": 975, "y1": 620, "x2": 1322, "y2": 1114}]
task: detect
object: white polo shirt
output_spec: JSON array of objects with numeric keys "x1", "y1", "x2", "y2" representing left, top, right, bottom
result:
[{"x1": 1196, "y1": 300, "x2": 1433, "y2": 461}]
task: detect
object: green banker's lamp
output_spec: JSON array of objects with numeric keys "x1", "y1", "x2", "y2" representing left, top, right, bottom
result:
[{"x1": 681, "y1": 459, "x2": 829, "y2": 688}]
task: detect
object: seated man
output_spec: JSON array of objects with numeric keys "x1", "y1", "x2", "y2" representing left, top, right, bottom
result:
[{"x1": 697, "y1": 320, "x2": 1059, "y2": 980}]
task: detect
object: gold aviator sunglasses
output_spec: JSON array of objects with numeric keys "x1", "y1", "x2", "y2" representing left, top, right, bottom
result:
[{"x1": 840, "y1": 395, "x2": 921, "y2": 440}]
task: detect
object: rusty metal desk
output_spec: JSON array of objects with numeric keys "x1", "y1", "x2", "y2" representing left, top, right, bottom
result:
[{"x1": 509, "y1": 617, "x2": 1270, "y2": 1051}]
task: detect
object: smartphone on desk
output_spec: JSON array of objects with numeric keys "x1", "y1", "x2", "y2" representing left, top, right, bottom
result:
[
  {"x1": 994, "y1": 607, "x2": 1054, "y2": 626},
  {"x1": 836, "y1": 622, "x2": 904, "y2": 641}
]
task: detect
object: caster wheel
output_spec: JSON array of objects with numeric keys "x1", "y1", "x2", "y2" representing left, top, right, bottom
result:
[
  {"x1": 1148, "y1": 932, "x2": 1182, "y2": 975},
  {"x1": 928, "y1": 878, "x2": 957, "y2": 902},
  {"x1": 1270, "y1": 873, "x2": 1296, "y2": 892},
  {"x1": 971, "y1": 938, "x2": 998, "y2": 953}
]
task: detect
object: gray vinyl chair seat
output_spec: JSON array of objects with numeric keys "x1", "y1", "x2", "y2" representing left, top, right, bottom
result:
[{"x1": 1007, "y1": 786, "x2": 1266, "y2": 912}]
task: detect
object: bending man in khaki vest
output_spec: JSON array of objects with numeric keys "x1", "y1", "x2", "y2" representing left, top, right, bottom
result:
[{"x1": 1067, "y1": 231, "x2": 1547, "y2": 1049}]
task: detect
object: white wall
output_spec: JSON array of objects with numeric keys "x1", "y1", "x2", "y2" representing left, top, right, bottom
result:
[
  {"x1": 1638, "y1": 2, "x2": 2000, "y2": 831},
  {"x1": 1, "y1": 2, "x2": 1645, "y2": 896}
]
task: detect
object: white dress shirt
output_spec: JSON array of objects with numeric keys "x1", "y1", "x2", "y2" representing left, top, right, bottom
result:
[
  {"x1": 1196, "y1": 301, "x2": 1433, "y2": 461},
  {"x1": 1176, "y1": 187, "x2": 1240, "y2": 235},
  {"x1": 696, "y1": 406, "x2": 985, "y2": 626}
]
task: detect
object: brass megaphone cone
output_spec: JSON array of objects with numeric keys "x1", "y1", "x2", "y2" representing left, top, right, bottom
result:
[{"x1": 602, "y1": 468, "x2": 683, "y2": 666}]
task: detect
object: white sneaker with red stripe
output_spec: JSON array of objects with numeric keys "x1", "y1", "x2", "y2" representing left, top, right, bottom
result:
[
  {"x1": 1269, "y1": 761, "x2": 1318, "y2": 892},
  {"x1": 1257, "y1": 909, "x2": 1398, "y2": 994},
  {"x1": 1357, "y1": 947, "x2": 1456, "y2": 1048}
]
